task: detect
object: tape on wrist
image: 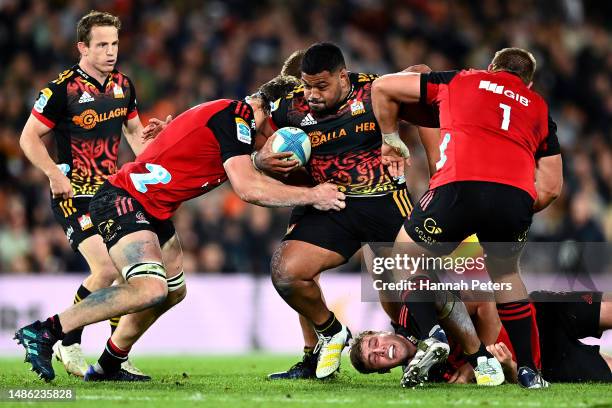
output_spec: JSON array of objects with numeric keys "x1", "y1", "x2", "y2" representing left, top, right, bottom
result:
[{"x1": 382, "y1": 131, "x2": 410, "y2": 158}]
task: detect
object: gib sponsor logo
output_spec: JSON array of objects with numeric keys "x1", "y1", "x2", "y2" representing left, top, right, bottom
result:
[
  {"x1": 72, "y1": 107, "x2": 128, "y2": 129},
  {"x1": 478, "y1": 80, "x2": 530, "y2": 106}
]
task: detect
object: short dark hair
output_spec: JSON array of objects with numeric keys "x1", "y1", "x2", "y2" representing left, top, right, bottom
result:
[
  {"x1": 349, "y1": 330, "x2": 380, "y2": 374},
  {"x1": 301, "y1": 42, "x2": 346, "y2": 75},
  {"x1": 490, "y1": 47, "x2": 536, "y2": 85},
  {"x1": 77, "y1": 11, "x2": 121, "y2": 45}
]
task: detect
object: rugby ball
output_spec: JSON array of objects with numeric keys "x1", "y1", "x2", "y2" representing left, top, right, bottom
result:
[{"x1": 271, "y1": 127, "x2": 311, "y2": 166}]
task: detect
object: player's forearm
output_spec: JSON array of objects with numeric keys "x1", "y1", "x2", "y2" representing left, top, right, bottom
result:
[
  {"x1": 237, "y1": 172, "x2": 314, "y2": 208},
  {"x1": 372, "y1": 78, "x2": 401, "y2": 134},
  {"x1": 19, "y1": 129, "x2": 60, "y2": 177}
]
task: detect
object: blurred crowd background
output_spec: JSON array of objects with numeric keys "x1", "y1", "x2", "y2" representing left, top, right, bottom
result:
[{"x1": 0, "y1": 0, "x2": 610, "y2": 274}]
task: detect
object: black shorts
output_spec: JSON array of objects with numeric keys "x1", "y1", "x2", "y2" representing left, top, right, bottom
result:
[
  {"x1": 283, "y1": 189, "x2": 413, "y2": 259},
  {"x1": 532, "y1": 291, "x2": 612, "y2": 383},
  {"x1": 52, "y1": 197, "x2": 97, "y2": 251},
  {"x1": 405, "y1": 181, "x2": 534, "y2": 257},
  {"x1": 89, "y1": 181, "x2": 176, "y2": 251}
]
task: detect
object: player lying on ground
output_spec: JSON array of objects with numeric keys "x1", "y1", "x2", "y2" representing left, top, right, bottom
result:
[
  {"x1": 251, "y1": 43, "x2": 450, "y2": 380},
  {"x1": 371, "y1": 47, "x2": 563, "y2": 388},
  {"x1": 350, "y1": 291, "x2": 612, "y2": 384},
  {"x1": 19, "y1": 10, "x2": 169, "y2": 377},
  {"x1": 14, "y1": 77, "x2": 346, "y2": 382}
]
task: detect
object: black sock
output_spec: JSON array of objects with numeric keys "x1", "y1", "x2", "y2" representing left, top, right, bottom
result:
[
  {"x1": 402, "y1": 277, "x2": 439, "y2": 339},
  {"x1": 465, "y1": 343, "x2": 494, "y2": 369},
  {"x1": 96, "y1": 338, "x2": 129, "y2": 374},
  {"x1": 303, "y1": 346, "x2": 314, "y2": 356},
  {"x1": 314, "y1": 313, "x2": 342, "y2": 337},
  {"x1": 62, "y1": 285, "x2": 91, "y2": 346},
  {"x1": 109, "y1": 317, "x2": 121, "y2": 335},
  {"x1": 497, "y1": 300, "x2": 537, "y2": 370},
  {"x1": 41, "y1": 314, "x2": 64, "y2": 340}
]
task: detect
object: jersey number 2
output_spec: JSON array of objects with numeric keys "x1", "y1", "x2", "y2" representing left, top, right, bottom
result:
[
  {"x1": 499, "y1": 103, "x2": 511, "y2": 131},
  {"x1": 130, "y1": 163, "x2": 171, "y2": 193}
]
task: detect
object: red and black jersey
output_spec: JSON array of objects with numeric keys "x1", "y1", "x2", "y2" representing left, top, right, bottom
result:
[
  {"x1": 421, "y1": 69, "x2": 561, "y2": 199},
  {"x1": 269, "y1": 72, "x2": 404, "y2": 196},
  {"x1": 31, "y1": 65, "x2": 138, "y2": 197},
  {"x1": 396, "y1": 302, "x2": 541, "y2": 381},
  {"x1": 108, "y1": 99, "x2": 255, "y2": 220}
]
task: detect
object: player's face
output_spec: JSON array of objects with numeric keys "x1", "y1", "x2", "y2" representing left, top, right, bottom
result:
[
  {"x1": 302, "y1": 69, "x2": 348, "y2": 113},
  {"x1": 80, "y1": 25, "x2": 119, "y2": 74},
  {"x1": 360, "y1": 332, "x2": 413, "y2": 372}
]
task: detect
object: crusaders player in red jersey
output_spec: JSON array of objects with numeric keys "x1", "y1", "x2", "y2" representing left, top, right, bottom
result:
[
  {"x1": 351, "y1": 291, "x2": 612, "y2": 384},
  {"x1": 371, "y1": 48, "x2": 563, "y2": 388},
  {"x1": 14, "y1": 78, "x2": 345, "y2": 382}
]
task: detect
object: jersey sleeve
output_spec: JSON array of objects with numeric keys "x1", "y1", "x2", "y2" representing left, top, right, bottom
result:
[
  {"x1": 535, "y1": 115, "x2": 561, "y2": 159},
  {"x1": 127, "y1": 77, "x2": 138, "y2": 120},
  {"x1": 31, "y1": 80, "x2": 66, "y2": 128},
  {"x1": 419, "y1": 71, "x2": 460, "y2": 105},
  {"x1": 208, "y1": 100, "x2": 255, "y2": 163}
]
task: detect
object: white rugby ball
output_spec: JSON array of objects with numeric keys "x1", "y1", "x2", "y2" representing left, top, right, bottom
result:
[{"x1": 271, "y1": 127, "x2": 311, "y2": 166}]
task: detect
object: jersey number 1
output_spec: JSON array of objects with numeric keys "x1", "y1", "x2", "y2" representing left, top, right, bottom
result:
[
  {"x1": 130, "y1": 163, "x2": 171, "y2": 193},
  {"x1": 499, "y1": 103, "x2": 511, "y2": 131}
]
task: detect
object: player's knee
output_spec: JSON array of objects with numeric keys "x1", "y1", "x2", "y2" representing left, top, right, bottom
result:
[
  {"x1": 167, "y1": 284, "x2": 187, "y2": 308},
  {"x1": 166, "y1": 271, "x2": 187, "y2": 307},
  {"x1": 122, "y1": 261, "x2": 169, "y2": 308},
  {"x1": 89, "y1": 264, "x2": 119, "y2": 288},
  {"x1": 270, "y1": 245, "x2": 298, "y2": 298}
]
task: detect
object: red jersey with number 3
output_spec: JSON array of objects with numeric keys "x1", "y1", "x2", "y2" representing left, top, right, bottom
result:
[
  {"x1": 108, "y1": 99, "x2": 255, "y2": 220},
  {"x1": 421, "y1": 70, "x2": 560, "y2": 199}
]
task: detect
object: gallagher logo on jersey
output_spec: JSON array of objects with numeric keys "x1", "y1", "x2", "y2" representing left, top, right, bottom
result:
[{"x1": 235, "y1": 117, "x2": 252, "y2": 144}]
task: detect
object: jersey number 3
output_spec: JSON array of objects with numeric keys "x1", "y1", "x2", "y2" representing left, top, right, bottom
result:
[{"x1": 130, "y1": 163, "x2": 171, "y2": 193}]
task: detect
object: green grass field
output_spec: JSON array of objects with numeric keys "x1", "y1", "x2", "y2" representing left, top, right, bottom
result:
[{"x1": 0, "y1": 355, "x2": 610, "y2": 408}]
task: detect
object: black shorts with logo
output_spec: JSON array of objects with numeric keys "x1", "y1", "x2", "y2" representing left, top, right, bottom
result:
[
  {"x1": 52, "y1": 197, "x2": 97, "y2": 252},
  {"x1": 283, "y1": 188, "x2": 413, "y2": 260},
  {"x1": 89, "y1": 181, "x2": 176, "y2": 251},
  {"x1": 405, "y1": 181, "x2": 534, "y2": 257},
  {"x1": 532, "y1": 291, "x2": 612, "y2": 383}
]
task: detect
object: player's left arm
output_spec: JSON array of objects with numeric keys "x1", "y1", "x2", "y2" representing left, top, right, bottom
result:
[
  {"x1": 533, "y1": 114, "x2": 563, "y2": 212},
  {"x1": 122, "y1": 115, "x2": 149, "y2": 156}
]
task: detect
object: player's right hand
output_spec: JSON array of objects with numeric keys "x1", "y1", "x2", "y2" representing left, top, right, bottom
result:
[
  {"x1": 143, "y1": 115, "x2": 172, "y2": 141},
  {"x1": 311, "y1": 182, "x2": 346, "y2": 211},
  {"x1": 49, "y1": 170, "x2": 74, "y2": 199},
  {"x1": 382, "y1": 142, "x2": 410, "y2": 179},
  {"x1": 255, "y1": 134, "x2": 300, "y2": 175}
]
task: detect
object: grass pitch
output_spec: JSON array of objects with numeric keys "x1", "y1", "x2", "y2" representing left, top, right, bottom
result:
[{"x1": 0, "y1": 355, "x2": 610, "y2": 408}]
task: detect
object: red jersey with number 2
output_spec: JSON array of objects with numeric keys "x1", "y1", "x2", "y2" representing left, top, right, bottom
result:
[
  {"x1": 108, "y1": 99, "x2": 255, "y2": 220},
  {"x1": 421, "y1": 70, "x2": 560, "y2": 199}
]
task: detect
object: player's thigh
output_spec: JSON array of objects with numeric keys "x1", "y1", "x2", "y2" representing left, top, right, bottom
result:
[
  {"x1": 477, "y1": 183, "x2": 534, "y2": 259},
  {"x1": 51, "y1": 197, "x2": 97, "y2": 252},
  {"x1": 78, "y1": 234, "x2": 119, "y2": 280},
  {"x1": 272, "y1": 240, "x2": 346, "y2": 282},
  {"x1": 279, "y1": 205, "x2": 359, "y2": 270},
  {"x1": 403, "y1": 184, "x2": 472, "y2": 255}
]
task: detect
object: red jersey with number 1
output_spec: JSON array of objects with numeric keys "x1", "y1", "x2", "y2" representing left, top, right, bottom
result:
[
  {"x1": 108, "y1": 99, "x2": 255, "y2": 220},
  {"x1": 421, "y1": 70, "x2": 560, "y2": 199}
]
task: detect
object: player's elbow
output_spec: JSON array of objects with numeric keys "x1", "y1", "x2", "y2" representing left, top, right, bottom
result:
[
  {"x1": 371, "y1": 77, "x2": 390, "y2": 101},
  {"x1": 234, "y1": 183, "x2": 264, "y2": 206}
]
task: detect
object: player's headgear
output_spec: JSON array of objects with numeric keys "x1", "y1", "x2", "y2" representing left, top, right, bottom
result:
[
  {"x1": 301, "y1": 42, "x2": 346, "y2": 75},
  {"x1": 490, "y1": 47, "x2": 537, "y2": 85}
]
